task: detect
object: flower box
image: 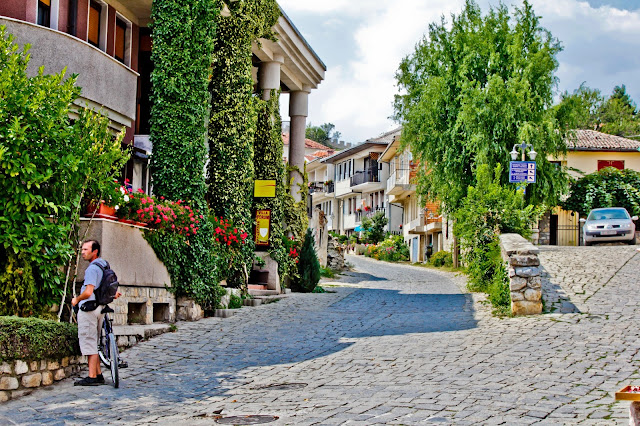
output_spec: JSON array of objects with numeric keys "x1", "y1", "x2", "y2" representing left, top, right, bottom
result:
[
  {"x1": 117, "y1": 218, "x2": 148, "y2": 227},
  {"x1": 616, "y1": 386, "x2": 640, "y2": 401},
  {"x1": 85, "y1": 201, "x2": 117, "y2": 220}
]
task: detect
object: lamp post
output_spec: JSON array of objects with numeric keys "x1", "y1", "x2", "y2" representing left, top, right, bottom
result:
[{"x1": 510, "y1": 142, "x2": 537, "y2": 161}]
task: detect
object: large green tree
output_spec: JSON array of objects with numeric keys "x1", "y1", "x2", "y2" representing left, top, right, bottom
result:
[
  {"x1": 394, "y1": 0, "x2": 569, "y2": 213},
  {"x1": 557, "y1": 84, "x2": 640, "y2": 139},
  {"x1": 306, "y1": 122, "x2": 341, "y2": 148}
]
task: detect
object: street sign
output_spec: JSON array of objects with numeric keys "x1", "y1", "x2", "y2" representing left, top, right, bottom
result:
[{"x1": 509, "y1": 161, "x2": 536, "y2": 183}]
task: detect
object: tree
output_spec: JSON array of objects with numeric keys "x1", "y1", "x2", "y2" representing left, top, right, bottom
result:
[
  {"x1": 394, "y1": 0, "x2": 569, "y2": 214},
  {"x1": 291, "y1": 228, "x2": 320, "y2": 293},
  {"x1": 306, "y1": 122, "x2": 341, "y2": 147},
  {"x1": 562, "y1": 167, "x2": 640, "y2": 217},
  {"x1": 556, "y1": 84, "x2": 639, "y2": 139},
  {"x1": 361, "y1": 211, "x2": 388, "y2": 244},
  {"x1": 0, "y1": 27, "x2": 128, "y2": 316}
]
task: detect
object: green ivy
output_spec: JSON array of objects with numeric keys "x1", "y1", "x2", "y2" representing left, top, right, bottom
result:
[
  {"x1": 253, "y1": 89, "x2": 292, "y2": 278},
  {"x1": 148, "y1": 0, "x2": 223, "y2": 308},
  {"x1": 207, "y1": 0, "x2": 280, "y2": 286}
]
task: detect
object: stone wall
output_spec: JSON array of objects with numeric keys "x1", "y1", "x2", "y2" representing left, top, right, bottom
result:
[
  {"x1": 0, "y1": 356, "x2": 86, "y2": 402},
  {"x1": 110, "y1": 285, "x2": 176, "y2": 326},
  {"x1": 499, "y1": 233, "x2": 543, "y2": 316},
  {"x1": 326, "y1": 236, "x2": 345, "y2": 270}
]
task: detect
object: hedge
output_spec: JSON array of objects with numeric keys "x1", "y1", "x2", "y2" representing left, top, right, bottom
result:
[{"x1": 0, "y1": 316, "x2": 80, "y2": 362}]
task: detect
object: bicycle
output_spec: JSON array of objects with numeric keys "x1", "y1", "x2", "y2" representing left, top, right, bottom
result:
[{"x1": 97, "y1": 305, "x2": 123, "y2": 388}]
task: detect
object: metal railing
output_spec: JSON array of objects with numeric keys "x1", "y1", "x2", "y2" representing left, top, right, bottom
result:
[
  {"x1": 324, "y1": 182, "x2": 335, "y2": 193},
  {"x1": 350, "y1": 168, "x2": 379, "y2": 187}
]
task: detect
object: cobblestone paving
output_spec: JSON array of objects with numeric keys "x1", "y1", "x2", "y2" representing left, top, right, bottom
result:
[{"x1": 1, "y1": 247, "x2": 639, "y2": 425}]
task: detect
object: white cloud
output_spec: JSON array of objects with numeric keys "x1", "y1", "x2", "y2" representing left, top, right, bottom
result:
[{"x1": 280, "y1": 0, "x2": 640, "y2": 143}]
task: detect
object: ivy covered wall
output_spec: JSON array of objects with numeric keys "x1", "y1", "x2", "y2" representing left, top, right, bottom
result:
[
  {"x1": 206, "y1": 0, "x2": 280, "y2": 285},
  {"x1": 148, "y1": 0, "x2": 223, "y2": 309}
]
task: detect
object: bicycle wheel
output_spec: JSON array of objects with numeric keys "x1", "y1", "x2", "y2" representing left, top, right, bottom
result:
[
  {"x1": 98, "y1": 324, "x2": 109, "y2": 367},
  {"x1": 108, "y1": 333, "x2": 119, "y2": 388}
]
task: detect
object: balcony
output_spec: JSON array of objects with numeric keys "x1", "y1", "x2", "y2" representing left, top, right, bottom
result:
[
  {"x1": 0, "y1": 17, "x2": 138, "y2": 129},
  {"x1": 324, "y1": 182, "x2": 335, "y2": 194},
  {"x1": 351, "y1": 168, "x2": 379, "y2": 186},
  {"x1": 387, "y1": 169, "x2": 411, "y2": 195}
]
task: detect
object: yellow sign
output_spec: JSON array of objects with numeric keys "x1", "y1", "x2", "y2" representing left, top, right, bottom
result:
[
  {"x1": 254, "y1": 180, "x2": 276, "y2": 198},
  {"x1": 255, "y1": 209, "x2": 271, "y2": 247}
]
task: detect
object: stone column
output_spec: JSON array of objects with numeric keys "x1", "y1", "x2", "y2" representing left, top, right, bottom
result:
[
  {"x1": 289, "y1": 87, "x2": 311, "y2": 202},
  {"x1": 258, "y1": 54, "x2": 283, "y2": 100}
]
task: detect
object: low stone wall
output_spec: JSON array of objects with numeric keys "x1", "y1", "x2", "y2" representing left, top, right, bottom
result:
[
  {"x1": 0, "y1": 356, "x2": 86, "y2": 402},
  {"x1": 110, "y1": 285, "x2": 176, "y2": 326},
  {"x1": 499, "y1": 233, "x2": 543, "y2": 316}
]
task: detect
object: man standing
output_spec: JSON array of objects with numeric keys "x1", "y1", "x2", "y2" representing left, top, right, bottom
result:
[{"x1": 71, "y1": 240, "x2": 108, "y2": 386}]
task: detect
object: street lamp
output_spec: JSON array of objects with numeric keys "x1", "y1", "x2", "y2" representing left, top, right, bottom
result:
[{"x1": 510, "y1": 142, "x2": 537, "y2": 161}]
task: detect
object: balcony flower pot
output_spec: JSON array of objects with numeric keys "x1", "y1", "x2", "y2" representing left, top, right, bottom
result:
[{"x1": 85, "y1": 201, "x2": 117, "y2": 220}]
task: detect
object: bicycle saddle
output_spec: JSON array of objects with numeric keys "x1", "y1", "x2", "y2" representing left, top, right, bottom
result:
[{"x1": 101, "y1": 305, "x2": 114, "y2": 314}]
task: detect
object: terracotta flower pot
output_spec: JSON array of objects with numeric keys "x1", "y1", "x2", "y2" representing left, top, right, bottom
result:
[{"x1": 85, "y1": 202, "x2": 117, "y2": 220}]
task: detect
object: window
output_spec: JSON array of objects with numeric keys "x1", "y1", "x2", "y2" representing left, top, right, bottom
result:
[
  {"x1": 37, "y1": 0, "x2": 51, "y2": 27},
  {"x1": 114, "y1": 17, "x2": 127, "y2": 63},
  {"x1": 598, "y1": 160, "x2": 624, "y2": 171},
  {"x1": 88, "y1": 1, "x2": 102, "y2": 47}
]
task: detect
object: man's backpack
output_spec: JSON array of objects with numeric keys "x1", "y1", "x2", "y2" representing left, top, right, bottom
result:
[{"x1": 94, "y1": 262, "x2": 119, "y2": 305}]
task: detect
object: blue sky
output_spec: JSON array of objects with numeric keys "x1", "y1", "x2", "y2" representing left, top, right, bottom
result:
[{"x1": 278, "y1": 0, "x2": 640, "y2": 144}]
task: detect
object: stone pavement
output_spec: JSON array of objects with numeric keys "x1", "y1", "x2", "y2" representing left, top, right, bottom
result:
[{"x1": 1, "y1": 247, "x2": 640, "y2": 425}]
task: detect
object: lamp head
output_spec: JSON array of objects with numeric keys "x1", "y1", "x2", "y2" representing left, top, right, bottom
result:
[
  {"x1": 528, "y1": 149, "x2": 537, "y2": 160},
  {"x1": 510, "y1": 148, "x2": 518, "y2": 161}
]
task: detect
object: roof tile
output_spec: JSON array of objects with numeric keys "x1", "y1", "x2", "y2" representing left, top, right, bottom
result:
[{"x1": 568, "y1": 130, "x2": 640, "y2": 151}]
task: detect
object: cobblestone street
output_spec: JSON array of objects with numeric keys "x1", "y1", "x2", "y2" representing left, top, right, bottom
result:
[{"x1": 1, "y1": 247, "x2": 640, "y2": 425}]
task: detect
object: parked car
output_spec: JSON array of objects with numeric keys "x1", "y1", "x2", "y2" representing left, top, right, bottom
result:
[{"x1": 580, "y1": 207, "x2": 638, "y2": 246}]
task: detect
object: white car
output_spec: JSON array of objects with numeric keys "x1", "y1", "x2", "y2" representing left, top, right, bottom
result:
[{"x1": 581, "y1": 207, "x2": 638, "y2": 246}]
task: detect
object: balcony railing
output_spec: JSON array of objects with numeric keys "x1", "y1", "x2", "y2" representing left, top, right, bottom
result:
[
  {"x1": 309, "y1": 183, "x2": 324, "y2": 194},
  {"x1": 324, "y1": 182, "x2": 335, "y2": 193},
  {"x1": 350, "y1": 168, "x2": 379, "y2": 187}
]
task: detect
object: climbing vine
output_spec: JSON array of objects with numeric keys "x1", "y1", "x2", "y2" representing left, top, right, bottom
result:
[
  {"x1": 207, "y1": 0, "x2": 280, "y2": 286},
  {"x1": 147, "y1": 0, "x2": 223, "y2": 308},
  {"x1": 253, "y1": 89, "x2": 292, "y2": 278}
]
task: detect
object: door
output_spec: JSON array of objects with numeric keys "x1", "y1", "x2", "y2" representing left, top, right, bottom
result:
[
  {"x1": 412, "y1": 237, "x2": 419, "y2": 262},
  {"x1": 550, "y1": 214, "x2": 558, "y2": 245}
]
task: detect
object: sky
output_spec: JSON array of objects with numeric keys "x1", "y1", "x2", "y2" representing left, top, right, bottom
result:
[{"x1": 277, "y1": 0, "x2": 640, "y2": 144}]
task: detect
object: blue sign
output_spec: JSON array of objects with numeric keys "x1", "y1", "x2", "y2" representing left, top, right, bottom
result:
[{"x1": 509, "y1": 161, "x2": 536, "y2": 183}]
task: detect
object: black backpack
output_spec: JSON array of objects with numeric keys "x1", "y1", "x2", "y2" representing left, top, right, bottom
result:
[{"x1": 94, "y1": 262, "x2": 119, "y2": 305}]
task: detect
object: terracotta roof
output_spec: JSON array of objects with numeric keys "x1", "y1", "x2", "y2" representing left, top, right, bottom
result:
[
  {"x1": 282, "y1": 133, "x2": 331, "y2": 150},
  {"x1": 568, "y1": 130, "x2": 640, "y2": 151},
  {"x1": 305, "y1": 149, "x2": 335, "y2": 162}
]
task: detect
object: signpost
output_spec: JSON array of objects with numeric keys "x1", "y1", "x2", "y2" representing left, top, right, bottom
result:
[{"x1": 509, "y1": 161, "x2": 536, "y2": 183}]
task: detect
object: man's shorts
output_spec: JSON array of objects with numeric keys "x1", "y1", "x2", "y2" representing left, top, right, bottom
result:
[{"x1": 77, "y1": 306, "x2": 104, "y2": 356}]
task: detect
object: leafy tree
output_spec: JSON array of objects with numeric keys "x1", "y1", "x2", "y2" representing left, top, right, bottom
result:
[
  {"x1": 360, "y1": 211, "x2": 388, "y2": 244},
  {"x1": 0, "y1": 27, "x2": 128, "y2": 316},
  {"x1": 556, "y1": 84, "x2": 639, "y2": 139},
  {"x1": 291, "y1": 228, "x2": 320, "y2": 293},
  {"x1": 306, "y1": 122, "x2": 341, "y2": 147},
  {"x1": 394, "y1": 0, "x2": 569, "y2": 214},
  {"x1": 562, "y1": 167, "x2": 640, "y2": 217},
  {"x1": 453, "y1": 164, "x2": 543, "y2": 313}
]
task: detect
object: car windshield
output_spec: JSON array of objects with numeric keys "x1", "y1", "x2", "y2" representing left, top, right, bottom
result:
[{"x1": 588, "y1": 209, "x2": 630, "y2": 221}]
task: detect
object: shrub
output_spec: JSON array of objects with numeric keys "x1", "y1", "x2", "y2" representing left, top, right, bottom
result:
[
  {"x1": 0, "y1": 316, "x2": 80, "y2": 362},
  {"x1": 320, "y1": 266, "x2": 336, "y2": 278},
  {"x1": 429, "y1": 250, "x2": 452, "y2": 267},
  {"x1": 361, "y1": 211, "x2": 388, "y2": 244},
  {"x1": 0, "y1": 27, "x2": 128, "y2": 316},
  {"x1": 228, "y1": 294, "x2": 243, "y2": 309},
  {"x1": 291, "y1": 228, "x2": 320, "y2": 292}
]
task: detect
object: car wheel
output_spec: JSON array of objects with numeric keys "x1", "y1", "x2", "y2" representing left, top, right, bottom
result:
[
  {"x1": 628, "y1": 236, "x2": 637, "y2": 245},
  {"x1": 585, "y1": 241, "x2": 592, "y2": 246}
]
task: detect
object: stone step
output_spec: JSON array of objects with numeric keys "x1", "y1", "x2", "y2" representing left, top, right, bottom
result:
[
  {"x1": 248, "y1": 283, "x2": 268, "y2": 290},
  {"x1": 248, "y1": 289, "x2": 281, "y2": 297},
  {"x1": 112, "y1": 323, "x2": 172, "y2": 349}
]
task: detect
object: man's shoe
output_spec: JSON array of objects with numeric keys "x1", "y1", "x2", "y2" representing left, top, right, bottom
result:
[
  {"x1": 96, "y1": 374, "x2": 105, "y2": 384},
  {"x1": 74, "y1": 376, "x2": 101, "y2": 386}
]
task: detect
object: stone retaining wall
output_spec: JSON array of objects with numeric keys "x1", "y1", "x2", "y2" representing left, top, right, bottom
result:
[
  {"x1": 499, "y1": 233, "x2": 543, "y2": 316},
  {"x1": 0, "y1": 356, "x2": 86, "y2": 402}
]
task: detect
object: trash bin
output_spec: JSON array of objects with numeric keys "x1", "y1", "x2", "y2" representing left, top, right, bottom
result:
[{"x1": 426, "y1": 244, "x2": 433, "y2": 259}]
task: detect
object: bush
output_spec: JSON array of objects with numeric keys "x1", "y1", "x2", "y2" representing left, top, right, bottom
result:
[
  {"x1": 361, "y1": 211, "x2": 388, "y2": 244},
  {"x1": 291, "y1": 228, "x2": 320, "y2": 292},
  {"x1": 320, "y1": 266, "x2": 336, "y2": 278},
  {"x1": 429, "y1": 250, "x2": 452, "y2": 267},
  {"x1": 0, "y1": 316, "x2": 80, "y2": 362},
  {"x1": 0, "y1": 27, "x2": 128, "y2": 315},
  {"x1": 363, "y1": 235, "x2": 409, "y2": 262},
  {"x1": 228, "y1": 294, "x2": 243, "y2": 309}
]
